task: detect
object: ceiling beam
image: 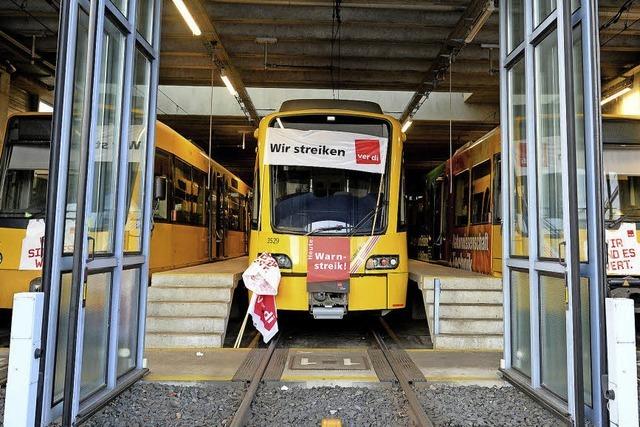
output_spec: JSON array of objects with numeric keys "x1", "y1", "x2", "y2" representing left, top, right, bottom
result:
[
  {"x1": 602, "y1": 62, "x2": 640, "y2": 92},
  {"x1": 400, "y1": 0, "x2": 496, "y2": 123},
  {"x1": 187, "y1": 0, "x2": 260, "y2": 125},
  {"x1": 207, "y1": 0, "x2": 469, "y2": 12},
  {"x1": 0, "y1": 30, "x2": 55, "y2": 74}
]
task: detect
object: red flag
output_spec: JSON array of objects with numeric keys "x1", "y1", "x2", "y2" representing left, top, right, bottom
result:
[{"x1": 248, "y1": 293, "x2": 278, "y2": 343}]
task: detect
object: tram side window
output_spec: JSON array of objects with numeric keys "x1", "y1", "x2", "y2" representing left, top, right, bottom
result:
[
  {"x1": 492, "y1": 154, "x2": 502, "y2": 224},
  {"x1": 153, "y1": 150, "x2": 171, "y2": 220},
  {"x1": 228, "y1": 191, "x2": 242, "y2": 231},
  {"x1": 471, "y1": 160, "x2": 491, "y2": 224},
  {"x1": 398, "y1": 155, "x2": 407, "y2": 231},
  {"x1": 173, "y1": 158, "x2": 192, "y2": 223},
  {"x1": 192, "y1": 168, "x2": 206, "y2": 226},
  {"x1": 251, "y1": 161, "x2": 260, "y2": 230},
  {"x1": 454, "y1": 171, "x2": 470, "y2": 226}
]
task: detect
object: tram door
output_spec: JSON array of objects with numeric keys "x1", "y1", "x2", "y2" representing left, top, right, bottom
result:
[
  {"x1": 208, "y1": 166, "x2": 218, "y2": 259},
  {"x1": 500, "y1": 0, "x2": 605, "y2": 425},
  {"x1": 216, "y1": 174, "x2": 228, "y2": 258},
  {"x1": 37, "y1": 0, "x2": 161, "y2": 424}
]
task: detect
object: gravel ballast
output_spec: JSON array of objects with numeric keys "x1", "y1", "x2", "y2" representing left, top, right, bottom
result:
[
  {"x1": 82, "y1": 382, "x2": 245, "y2": 426},
  {"x1": 416, "y1": 384, "x2": 563, "y2": 426},
  {"x1": 0, "y1": 379, "x2": 636, "y2": 425},
  {"x1": 246, "y1": 384, "x2": 410, "y2": 426}
]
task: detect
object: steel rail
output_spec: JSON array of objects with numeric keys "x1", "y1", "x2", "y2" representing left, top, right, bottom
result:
[
  {"x1": 378, "y1": 316, "x2": 403, "y2": 348},
  {"x1": 371, "y1": 328, "x2": 434, "y2": 427},
  {"x1": 229, "y1": 336, "x2": 280, "y2": 427}
]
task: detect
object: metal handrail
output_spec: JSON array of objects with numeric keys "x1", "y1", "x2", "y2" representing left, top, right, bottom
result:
[{"x1": 433, "y1": 278, "x2": 441, "y2": 335}]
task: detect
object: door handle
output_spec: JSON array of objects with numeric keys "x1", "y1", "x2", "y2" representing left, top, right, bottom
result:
[
  {"x1": 558, "y1": 241, "x2": 566, "y2": 267},
  {"x1": 87, "y1": 236, "x2": 96, "y2": 262}
]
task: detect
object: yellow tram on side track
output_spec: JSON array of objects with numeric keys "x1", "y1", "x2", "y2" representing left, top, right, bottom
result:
[
  {"x1": 0, "y1": 113, "x2": 250, "y2": 310},
  {"x1": 249, "y1": 100, "x2": 408, "y2": 319}
]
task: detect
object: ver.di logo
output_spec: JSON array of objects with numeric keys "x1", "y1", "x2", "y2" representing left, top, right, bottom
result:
[{"x1": 354, "y1": 139, "x2": 381, "y2": 165}]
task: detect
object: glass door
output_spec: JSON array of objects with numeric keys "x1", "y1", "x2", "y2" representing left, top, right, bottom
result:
[
  {"x1": 38, "y1": 0, "x2": 161, "y2": 424},
  {"x1": 500, "y1": 0, "x2": 605, "y2": 425}
]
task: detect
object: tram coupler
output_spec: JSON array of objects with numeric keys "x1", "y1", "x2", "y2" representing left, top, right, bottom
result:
[
  {"x1": 311, "y1": 306, "x2": 346, "y2": 320},
  {"x1": 309, "y1": 290, "x2": 348, "y2": 319}
]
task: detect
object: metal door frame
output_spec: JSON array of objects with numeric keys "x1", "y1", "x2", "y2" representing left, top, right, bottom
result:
[
  {"x1": 499, "y1": 0, "x2": 605, "y2": 425},
  {"x1": 37, "y1": 0, "x2": 161, "y2": 424}
]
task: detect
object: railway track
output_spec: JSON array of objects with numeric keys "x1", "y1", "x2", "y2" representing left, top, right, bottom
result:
[
  {"x1": 229, "y1": 336, "x2": 280, "y2": 427},
  {"x1": 370, "y1": 326, "x2": 434, "y2": 427},
  {"x1": 228, "y1": 318, "x2": 435, "y2": 427}
]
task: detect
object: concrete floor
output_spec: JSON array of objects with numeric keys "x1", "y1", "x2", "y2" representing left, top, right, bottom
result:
[
  {"x1": 407, "y1": 349, "x2": 504, "y2": 386},
  {"x1": 144, "y1": 348, "x2": 251, "y2": 382},
  {"x1": 144, "y1": 346, "x2": 504, "y2": 386}
]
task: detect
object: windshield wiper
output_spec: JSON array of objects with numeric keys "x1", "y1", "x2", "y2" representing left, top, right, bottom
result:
[
  {"x1": 305, "y1": 225, "x2": 345, "y2": 236},
  {"x1": 347, "y1": 201, "x2": 387, "y2": 236}
]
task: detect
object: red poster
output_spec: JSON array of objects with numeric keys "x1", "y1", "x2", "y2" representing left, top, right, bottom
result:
[
  {"x1": 307, "y1": 237, "x2": 350, "y2": 283},
  {"x1": 354, "y1": 139, "x2": 381, "y2": 165}
]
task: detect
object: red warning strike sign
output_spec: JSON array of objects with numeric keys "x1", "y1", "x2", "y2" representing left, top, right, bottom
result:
[
  {"x1": 354, "y1": 139, "x2": 381, "y2": 165},
  {"x1": 307, "y1": 237, "x2": 350, "y2": 283}
]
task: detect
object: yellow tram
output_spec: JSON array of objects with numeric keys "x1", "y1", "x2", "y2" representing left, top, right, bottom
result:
[
  {"x1": 249, "y1": 100, "x2": 408, "y2": 318},
  {"x1": 0, "y1": 113, "x2": 250, "y2": 310},
  {"x1": 425, "y1": 115, "x2": 640, "y2": 287},
  {"x1": 150, "y1": 121, "x2": 251, "y2": 273}
]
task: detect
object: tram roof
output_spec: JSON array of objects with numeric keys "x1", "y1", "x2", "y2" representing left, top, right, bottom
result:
[{"x1": 279, "y1": 99, "x2": 383, "y2": 115}]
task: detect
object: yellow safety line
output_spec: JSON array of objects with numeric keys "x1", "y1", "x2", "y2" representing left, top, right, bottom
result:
[
  {"x1": 287, "y1": 347, "x2": 369, "y2": 352},
  {"x1": 280, "y1": 375, "x2": 379, "y2": 382},
  {"x1": 425, "y1": 375, "x2": 501, "y2": 381},
  {"x1": 405, "y1": 349, "x2": 503, "y2": 353},
  {"x1": 145, "y1": 348, "x2": 250, "y2": 352},
  {"x1": 146, "y1": 374, "x2": 234, "y2": 382}
]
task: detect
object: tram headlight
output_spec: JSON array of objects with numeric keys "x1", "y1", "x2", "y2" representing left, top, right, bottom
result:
[
  {"x1": 29, "y1": 276, "x2": 43, "y2": 292},
  {"x1": 365, "y1": 255, "x2": 399, "y2": 270},
  {"x1": 271, "y1": 253, "x2": 293, "y2": 269}
]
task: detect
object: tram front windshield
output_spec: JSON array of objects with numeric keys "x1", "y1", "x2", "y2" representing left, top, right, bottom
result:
[
  {"x1": 603, "y1": 145, "x2": 640, "y2": 223},
  {"x1": 0, "y1": 117, "x2": 50, "y2": 217},
  {"x1": 270, "y1": 114, "x2": 390, "y2": 235}
]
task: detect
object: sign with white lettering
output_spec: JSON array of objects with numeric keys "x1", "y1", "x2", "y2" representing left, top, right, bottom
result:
[
  {"x1": 606, "y1": 222, "x2": 640, "y2": 276},
  {"x1": 19, "y1": 219, "x2": 45, "y2": 270},
  {"x1": 264, "y1": 128, "x2": 388, "y2": 174},
  {"x1": 307, "y1": 237, "x2": 350, "y2": 284}
]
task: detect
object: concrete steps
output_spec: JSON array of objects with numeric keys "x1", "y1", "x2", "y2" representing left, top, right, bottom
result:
[
  {"x1": 145, "y1": 332, "x2": 222, "y2": 348},
  {"x1": 146, "y1": 316, "x2": 226, "y2": 334},
  {"x1": 432, "y1": 333, "x2": 503, "y2": 351},
  {"x1": 438, "y1": 318, "x2": 504, "y2": 334},
  {"x1": 425, "y1": 302, "x2": 503, "y2": 319},
  {"x1": 145, "y1": 258, "x2": 247, "y2": 349},
  {"x1": 410, "y1": 259, "x2": 504, "y2": 351},
  {"x1": 147, "y1": 287, "x2": 232, "y2": 302},
  {"x1": 147, "y1": 301, "x2": 230, "y2": 317},
  {"x1": 424, "y1": 289, "x2": 503, "y2": 304}
]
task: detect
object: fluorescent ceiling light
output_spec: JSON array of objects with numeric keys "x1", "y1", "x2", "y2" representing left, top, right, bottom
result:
[
  {"x1": 601, "y1": 86, "x2": 632, "y2": 106},
  {"x1": 327, "y1": 116, "x2": 336, "y2": 121},
  {"x1": 276, "y1": 117, "x2": 285, "y2": 129},
  {"x1": 220, "y1": 74, "x2": 238, "y2": 97},
  {"x1": 172, "y1": 0, "x2": 201, "y2": 36},
  {"x1": 465, "y1": 1, "x2": 496, "y2": 44},
  {"x1": 401, "y1": 120, "x2": 413, "y2": 133}
]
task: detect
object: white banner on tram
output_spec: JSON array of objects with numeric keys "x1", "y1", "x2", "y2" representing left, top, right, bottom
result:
[{"x1": 264, "y1": 128, "x2": 388, "y2": 174}]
